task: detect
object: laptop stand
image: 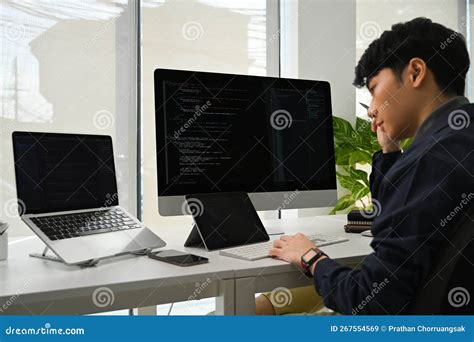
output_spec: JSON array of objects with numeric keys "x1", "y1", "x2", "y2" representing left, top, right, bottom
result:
[
  {"x1": 29, "y1": 245, "x2": 152, "y2": 267},
  {"x1": 29, "y1": 246, "x2": 99, "y2": 267}
]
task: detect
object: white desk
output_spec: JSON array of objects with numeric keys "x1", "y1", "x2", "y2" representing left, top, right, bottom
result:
[
  {"x1": 0, "y1": 215, "x2": 373, "y2": 315},
  {"x1": 226, "y1": 215, "x2": 373, "y2": 314}
]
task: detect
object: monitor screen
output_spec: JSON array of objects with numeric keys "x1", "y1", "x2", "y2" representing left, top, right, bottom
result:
[
  {"x1": 154, "y1": 68, "x2": 336, "y2": 198},
  {"x1": 12, "y1": 132, "x2": 118, "y2": 215}
]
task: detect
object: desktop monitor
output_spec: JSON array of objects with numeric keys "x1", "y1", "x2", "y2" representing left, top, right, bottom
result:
[{"x1": 154, "y1": 68, "x2": 337, "y2": 216}]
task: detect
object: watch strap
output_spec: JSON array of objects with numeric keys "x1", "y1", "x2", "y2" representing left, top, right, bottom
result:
[{"x1": 300, "y1": 248, "x2": 327, "y2": 278}]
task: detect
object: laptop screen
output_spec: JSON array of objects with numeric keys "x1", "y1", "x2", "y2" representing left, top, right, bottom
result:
[{"x1": 12, "y1": 132, "x2": 119, "y2": 215}]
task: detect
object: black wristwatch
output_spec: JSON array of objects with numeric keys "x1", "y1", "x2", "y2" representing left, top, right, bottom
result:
[{"x1": 300, "y1": 248, "x2": 328, "y2": 278}]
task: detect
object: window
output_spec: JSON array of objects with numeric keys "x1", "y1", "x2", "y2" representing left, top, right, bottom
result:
[
  {"x1": 140, "y1": 0, "x2": 279, "y2": 228},
  {"x1": 0, "y1": 1, "x2": 138, "y2": 235}
]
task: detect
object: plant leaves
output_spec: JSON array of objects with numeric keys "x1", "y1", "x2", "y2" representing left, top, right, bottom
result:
[
  {"x1": 336, "y1": 171, "x2": 359, "y2": 190},
  {"x1": 348, "y1": 150, "x2": 372, "y2": 165},
  {"x1": 355, "y1": 117, "x2": 372, "y2": 147},
  {"x1": 352, "y1": 185, "x2": 370, "y2": 201},
  {"x1": 401, "y1": 137, "x2": 413, "y2": 150},
  {"x1": 332, "y1": 115, "x2": 377, "y2": 214},
  {"x1": 330, "y1": 194, "x2": 355, "y2": 214},
  {"x1": 355, "y1": 117, "x2": 371, "y2": 132},
  {"x1": 335, "y1": 144, "x2": 354, "y2": 165},
  {"x1": 347, "y1": 166, "x2": 369, "y2": 187},
  {"x1": 333, "y1": 116, "x2": 356, "y2": 145}
]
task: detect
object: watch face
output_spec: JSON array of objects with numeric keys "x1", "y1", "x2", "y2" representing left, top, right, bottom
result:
[{"x1": 302, "y1": 248, "x2": 318, "y2": 263}]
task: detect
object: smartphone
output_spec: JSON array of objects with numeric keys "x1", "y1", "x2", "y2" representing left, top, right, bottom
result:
[{"x1": 147, "y1": 249, "x2": 209, "y2": 266}]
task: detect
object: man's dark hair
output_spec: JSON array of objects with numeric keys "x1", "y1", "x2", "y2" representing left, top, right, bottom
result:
[{"x1": 354, "y1": 17, "x2": 470, "y2": 96}]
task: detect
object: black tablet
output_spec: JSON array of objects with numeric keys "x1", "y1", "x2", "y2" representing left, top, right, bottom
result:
[{"x1": 185, "y1": 192, "x2": 269, "y2": 251}]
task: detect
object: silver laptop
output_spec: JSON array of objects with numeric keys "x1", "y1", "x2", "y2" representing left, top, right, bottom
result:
[{"x1": 12, "y1": 131, "x2": 166, "y2": 266}]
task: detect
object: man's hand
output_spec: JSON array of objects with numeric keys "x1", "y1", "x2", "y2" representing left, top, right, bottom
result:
[
  {"x1": 268, "y1": 233, "x2": 320, "y2": 271},
  {"x1": 371, "y1": 119, "x2": 400, "y2": 153}
]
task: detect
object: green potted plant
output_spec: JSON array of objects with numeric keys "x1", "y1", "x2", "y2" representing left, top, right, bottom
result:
[{"x1": 331, "y1": 116, "x2": 412, "y2": 213}]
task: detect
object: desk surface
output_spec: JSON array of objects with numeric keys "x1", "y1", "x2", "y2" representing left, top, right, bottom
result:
[{"x1": 0, "y1": 215, "x2": 373, "y2": 315}]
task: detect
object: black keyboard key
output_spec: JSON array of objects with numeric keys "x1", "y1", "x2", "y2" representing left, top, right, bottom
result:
[
  {"x1": 78, "y1": 228, "x2": 112, "y2": 236},
  {"x1": 33, "y1": 209, "x2": 139, "y2": 238}
]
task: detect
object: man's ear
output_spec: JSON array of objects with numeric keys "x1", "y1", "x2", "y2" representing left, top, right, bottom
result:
[{"x1": 407, "y1": 58, "x2": 427, "y2": 88}]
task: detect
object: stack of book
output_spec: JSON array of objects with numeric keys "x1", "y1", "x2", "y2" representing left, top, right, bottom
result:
[{"x1": 344, "y1": 210, "x2": 373, "y2": 233}]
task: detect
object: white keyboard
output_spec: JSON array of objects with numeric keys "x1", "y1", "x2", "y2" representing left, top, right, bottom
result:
[{"x1": 219, "y1": 234, "x2": 349, "y2": 261}]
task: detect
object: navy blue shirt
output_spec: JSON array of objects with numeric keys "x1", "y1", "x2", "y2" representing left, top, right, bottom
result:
[{"x1": 314, "y1": 96, "x2": 474, "y2": 314}]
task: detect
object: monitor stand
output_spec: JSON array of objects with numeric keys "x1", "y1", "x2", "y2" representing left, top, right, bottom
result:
[
  {"x1": 266, "y1": 227, "x2": 285, "y2": 236},
  {"x1": 266, "y1": 209, "x2": 285, "y2": 235}
]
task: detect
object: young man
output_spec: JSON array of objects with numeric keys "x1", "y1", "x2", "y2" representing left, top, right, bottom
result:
[{"x1": 260, "y1": 17, "x2": 473, "y2": 314}]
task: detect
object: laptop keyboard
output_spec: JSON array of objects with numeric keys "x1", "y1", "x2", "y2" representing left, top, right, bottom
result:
[{"x1": 30, "y1": 208, "x2": 141, "y2": 241}]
